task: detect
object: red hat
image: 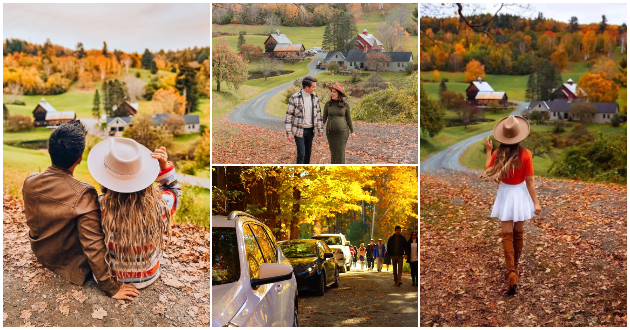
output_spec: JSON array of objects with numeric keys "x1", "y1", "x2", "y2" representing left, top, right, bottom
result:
[{"x1": 327, "y1": 83, "x2": 346, "y2": 98}]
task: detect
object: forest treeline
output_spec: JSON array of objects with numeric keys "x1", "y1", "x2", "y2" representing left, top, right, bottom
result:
[{"x1": 212, "y1": 166, "x2": 418, "y2": 244}]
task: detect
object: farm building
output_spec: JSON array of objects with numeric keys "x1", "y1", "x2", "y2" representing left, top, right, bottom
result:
[
  {"x1": 264, "y1": 30, "x2": 305, "y2": 58},
  {"x1": 32, "y1": 98, "x2": 76, "y2": 127},
  {"x1": 105, "y1": 113, "x2": 200, "y2": 136},
  {"x1": 324, "y1": 48, "x2": 413, "y2": 72},
  {"x1": 112, "y1": 101, "x2": 138, "y2": 116},
  {"x1": 527, "y1": 99, "x2": 619, "y2": 124},
  {"x1": 153, "y1": 113, "x2": 201, "y2": 134},
  {"x1": 465, "y1": 78, "x2": 509, "y2": 107},
  {"x1": 550, "y1": 78, "x2": 587, "y2": 101},
  {"x1": 106, "y1": 116, "x2": 133, "y2": 136},
  {"x1": 347, "y1": 29, "x2": 383, "y2": 50}
]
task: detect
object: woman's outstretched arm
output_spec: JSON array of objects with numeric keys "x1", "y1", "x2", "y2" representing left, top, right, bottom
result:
[{"x1": 485, "y1": 136, "x2": 494, "y2": 169}]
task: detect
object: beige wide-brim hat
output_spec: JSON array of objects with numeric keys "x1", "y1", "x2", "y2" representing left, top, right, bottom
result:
[
  {"x1": 493, "y1": 115, "x2": 530, "y2": 145},
  {"x1": 87, "y1": 137, "x2": 160, "y2": 193}
]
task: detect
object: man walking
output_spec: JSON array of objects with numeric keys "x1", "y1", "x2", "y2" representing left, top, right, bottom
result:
[
  {"x1": 387, "y1": 226, "x2": 408, "y2": 286},
  {"x1": 284, "y1": 76, "x2": 324, "y2": 164},
  {"x1": 367, "y1": 239, "x2": 376, "y2": 270},
  {"x1": 373, "y1": 238, "x2": 387, "y2": 272}
]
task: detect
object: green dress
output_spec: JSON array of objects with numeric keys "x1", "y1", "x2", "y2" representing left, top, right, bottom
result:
[{"x1": 322, "y1": 100, "x2": 354, "y2": 164}]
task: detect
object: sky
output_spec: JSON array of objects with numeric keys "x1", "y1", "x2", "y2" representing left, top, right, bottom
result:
[
  {"x1": 422, "y1": 3, "x2": 627, "y2": 25},
  {"x1": 3, "y1": 3, "x2": 210, "y2": 53}
]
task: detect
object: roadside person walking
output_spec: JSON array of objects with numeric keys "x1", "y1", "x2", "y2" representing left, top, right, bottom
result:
[
  {"x1": 367, "y1": 239, "x2": 376, "y2": 270},
  {"x1": 406, "y1": 231, "x2": 418, "y2": 287},
  {"x1": 322, "y1": 83, "x2": 355, "y2": 164},
  {"x1": 373, "y1": 238, "x2": 387, "y2": 272},
  {"x1": 387, "y1": 226, "x2": 408, "y2": 286},
  {"x1": 482, "y1": 115, "x2": 542, "y2": 295},
  {"x1": 284, "y1": 76, "x2": 324, "y2": 164},
  {"x1": 358, "y1": 243, "x2": 367, "y2": 270},
  {"x1": 384, "y1": 250, "x2": 391, "y2": 271},
  {"x1": 352, "y1": 246, "x2": 358, "y2": 268}
]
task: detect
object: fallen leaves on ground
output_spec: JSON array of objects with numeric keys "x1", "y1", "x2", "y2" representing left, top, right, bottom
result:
[
  {"x1": 31, "y1": 302, "x2": 46, "y2": 313},
  {"x1": 91, "y1": 308, "x2": 107, "y2": 320},
  {"x1": 19, "y1": 310, "x2": 31, "y2": 321},
  {"x1": 71, "y1": 290, "x2": 87, "y2": 303},
  {"x1": 213, "y1": 116, "x2": 418, "y2": 164},
  {"x1": 420, "y1": 172, "x2": 627, "y2": 327}
]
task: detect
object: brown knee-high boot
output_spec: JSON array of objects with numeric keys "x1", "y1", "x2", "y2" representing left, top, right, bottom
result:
[
  {"x1": 513, "y1": 230, "x2": 524, "y2": 278},
  {"x1": 502, "y1": 232, "x2": 518, "y2": 295}
]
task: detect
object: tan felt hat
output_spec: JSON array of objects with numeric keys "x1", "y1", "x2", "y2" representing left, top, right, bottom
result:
[
  {"x1": 327, "y1": 83, "x2": 347, "y2": 98},
  {"x1": 87, "y1": 137, "x2": 160, "y2": 193},
  {"x1": 493, "y1": 115, "x2": 530, "y2": 145}
]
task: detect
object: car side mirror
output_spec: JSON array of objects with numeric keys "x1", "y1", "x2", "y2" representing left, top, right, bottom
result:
[
  {"x1": 251, "y1": 263, "x2": 293, "y2": 290},
  {"x1": 324, "y1": 252, "x2": 334, "y2": 259}
]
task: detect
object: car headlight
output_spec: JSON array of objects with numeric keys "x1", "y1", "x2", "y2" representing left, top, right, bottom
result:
[{"x1": 307, "y1": 266, "x2": 314, "y2": 273}]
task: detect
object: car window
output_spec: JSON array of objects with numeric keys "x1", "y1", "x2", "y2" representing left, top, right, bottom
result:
[
  {"x1": 242, "y1": 224, "x2": 265, "y2": 280},
  {"x1": 249, "y1": 223, "x2": 277, "y2": 264},
  {"x1": 279, "y1": 241, "x2": 317, "y2": 258},
  {"x1": 212, "y1": 228, "x2": 240, "y2": 285},
  {"x1": 312, "y1": 236, "x2": 341, "y2": 246},
  {"x1": 316, "y1": 241, "x2": 325, "y2": 259},
  {"x1": 321, "y1": 242, "x2": 332, "y2": 253}
]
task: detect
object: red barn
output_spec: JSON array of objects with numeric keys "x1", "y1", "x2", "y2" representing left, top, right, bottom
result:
[
  {"x1": 348, "y1": 29, "x2": 383, "y2": 50},
  {"x1": 551, "y1": 78, "x2": 587, "y2": 101}
]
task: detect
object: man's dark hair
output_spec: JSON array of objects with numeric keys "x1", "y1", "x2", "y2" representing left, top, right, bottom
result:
[
  {"x1": 395, "y1": 225, "x2": 402, "y2": 231},
  {"x1": 48, "y1": 120, "x2": 87, "y2": 169},
  {"x1": 302, "y1": 76, "x2": 318, "y2": 89}
]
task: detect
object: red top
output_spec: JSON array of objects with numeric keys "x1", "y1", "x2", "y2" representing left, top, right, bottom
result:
[{"x1": 487, "y1": 148, "x2": 534, "y2": 184}]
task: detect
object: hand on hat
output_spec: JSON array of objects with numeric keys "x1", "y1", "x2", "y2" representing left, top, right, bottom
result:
[{"x1": 151, "y1": 147, "x2": 168, "y2": 171}]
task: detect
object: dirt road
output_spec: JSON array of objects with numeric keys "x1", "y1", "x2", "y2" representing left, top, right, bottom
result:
[
  {"x1": 298, "y1": 265, "x2": 418, "y2": 327},
  {"x1": 2, "y1": 196, "x2": 210, "y2": 327}
]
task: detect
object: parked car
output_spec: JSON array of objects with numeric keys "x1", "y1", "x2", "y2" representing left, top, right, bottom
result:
[
  {"x1": 311, "y1": 233, "x2": 352, "y2": 273},
  {"x1": 212, "y1": 211, "x2": 298, "y2": 327},
  {"x1": 310, "y1": 47, "x2": 323, "y2": 53},
  {"x1": 278, "y1": 239, "x2": 339, "y2": 296}
]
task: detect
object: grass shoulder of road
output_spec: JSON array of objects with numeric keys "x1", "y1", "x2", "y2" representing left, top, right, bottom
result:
[
  {"x1": 420, "y1": 108, "x2": 514, "y2": 160},
  {"x1": 3, "y1": 144, "x2": 209, "y2": 228},
  {"x1": 459, "y1": 122, "x2": 628, "y2": 178}
]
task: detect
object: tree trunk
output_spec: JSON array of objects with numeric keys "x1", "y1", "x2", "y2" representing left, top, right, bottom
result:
[
  {"x1": 361, "y1": 201, "x2": 366, "y2": 224},
  {"x1": 217, "y1": 80, "x2": 221, "y2": 92},
  {"x1": 290, "y1": 188, "x2": 301, "y2": 239}
]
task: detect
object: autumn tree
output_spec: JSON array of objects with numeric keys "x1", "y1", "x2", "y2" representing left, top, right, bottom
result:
[
  {"x1": 464, "y1": 60, "x2": 485, "y2": 82},
  {"x1": 195, "y1": 128, "x2": 210, "y2": 169},
  {"x1": 237, "y1": 31, "x2": 246, "y2": 53},
  {"x1": 521, "y1": 131, "x2": 553, "y2": 158},
  {"x1": 550, "y1": 49, "x2": 568, "y2": 71},
  {"x1": 6, "y1": 114, "x2": 33, "y2": 131},
  {"x1": 578, "y1": 72, "x2": 619, "y2": 102},
  {"x1": 456, "y1": 104, "x2": 483, "y2": 128},
  {"x1": 150, "y1": 87, "x2": 186, "y2": 115},
  {"x1": 377, "y1": 21, "x2": 409, "y2": 52},
  {"x1": 161, "y1": 114, "x2": 186, "y2": 136},
  {"x1": 420, "y1": 84, "x2": 444, "y2": 137},
  {"x1": 240, "y1": 44, "x2": 263, "y2": 61},
  {"x1": 591, "y1": 57, "x2": 618, "y2": 79},
  {"x1": 212, "y1": 38, "x2": 249, "y2": 92},
  {"x1": 366, "y1": 52, "x2": 391, "y2": 73},
  {"x1": 570, "y1": 103, "x2": 597, "y2": 123},
  {"x1": 432, "y1": 70, "x2": 440, "y2": 82},
  {"x1": 439, "y1": 91, "x2": 464, "y2": 109},
  {"x1": 256, "y1": 57, "x2": 283, "y2": 81},
  {"x1": 122, "y1": 112, "x2": 173, "y2": 151}
]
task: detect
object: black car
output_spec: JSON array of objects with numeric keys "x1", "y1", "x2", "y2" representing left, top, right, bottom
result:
[{"x1": 278, "y1": 239, "x2": 339, "y2": 296}]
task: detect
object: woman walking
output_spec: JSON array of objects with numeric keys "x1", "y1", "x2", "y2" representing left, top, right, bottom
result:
[
  {"x1": 322, "y1": 83, "x2": 355, "y2": 164},
  {"x1": 358, "y1": 243, "x2": 367, "y2": 270},
  {"x1": 406, "y1": 231, "x2": 418, "y2": 287},
  {"x1": 352, "y1": 246, "x2": 358, "y2": 268},
  {"x1": 482, "y1": 115, "x2": 541, "y2": 295},
  {"x1": 384, "y1": 250, "x2": 391, "y2": 272}
]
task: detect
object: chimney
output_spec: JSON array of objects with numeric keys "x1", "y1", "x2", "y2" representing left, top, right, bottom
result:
[
  {"x1": 477, "y1": 77, "x2": 482, "y2": 82},
  {"x1": 363, "y1": 29, "x2": 368, "y2": 36},
  {"x1": 567, "y1": 78, "x2": 573, "y2": 85},
  {"x1": 41, "y1": 97, "x2": 46, "y2": 103},
  {"x1": 276, "y1": 29, "x2": 280, "y2": 36},
  {"x1": 364, "y1": 45, "x2": 367, "y2": 52}
]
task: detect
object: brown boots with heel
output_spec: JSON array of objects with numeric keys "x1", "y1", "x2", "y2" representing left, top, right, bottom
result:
[{"x1": 502, "y1": 232, "x2": 518, "y2": 295}]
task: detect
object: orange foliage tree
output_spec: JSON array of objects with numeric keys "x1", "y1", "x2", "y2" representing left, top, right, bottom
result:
[
  {"x1": 150, "y1": 87, "x2": 187, "y2": 115},
  {"x1": 578, "y1": 72, "x2": 619, "y2": 102},
  {"x1": 464, "y1": 60, "x2": 485, "y2": 82},
  {"x1": 550, "y1": 49, "x2": 568, "y2": 71}
]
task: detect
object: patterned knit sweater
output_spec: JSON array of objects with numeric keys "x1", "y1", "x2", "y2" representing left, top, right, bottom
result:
[{"x1": 100, "y1": 162, "x2": 182, "y2": 288}]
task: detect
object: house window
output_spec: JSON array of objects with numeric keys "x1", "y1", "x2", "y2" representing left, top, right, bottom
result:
[
  {"x1": 397, "y1": 62, "x2": 400, "y2": 67},
  {"x1": 335, "y1": 55, "x2": 338, "y2": 58}
]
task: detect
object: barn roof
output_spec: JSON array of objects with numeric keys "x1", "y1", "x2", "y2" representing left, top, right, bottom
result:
[
  {"x1": 33, "y1": 98, "x2": 57, "y2": 113},
  {"x1": 152, "y1": 113, "x2": 200, "y2": 125},
  {"x1": 475, "y1": 91, "x2": 506, "y2": 100},
  {"x1": 274, "y1": 43, "x2": 304, "y2": 52},
  {"x1": 45, "y1": 111, "x2": 76, "y2": 121},
  {"x1": 269, "y1": 33, "x2": 292, "y2": 44},
  {"x1": 471, "y1": 81, "x2": 494, "y2": 92},
  {"x1": 325, "y1": 51, "x2": 349, "y2": 61}
]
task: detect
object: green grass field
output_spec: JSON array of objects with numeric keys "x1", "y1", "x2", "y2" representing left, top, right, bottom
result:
[
  {"x1": 458, "y1": 122, "x2": 628, "y2": 178},
  {"x1": 3, "y1": 144, "x2": 209, "y2": 228},
  {"x1": 3, "y1": 127, "x2": 52, "y2": 143}
]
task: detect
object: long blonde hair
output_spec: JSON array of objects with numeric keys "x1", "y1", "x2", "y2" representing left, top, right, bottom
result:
[
  {"x1": 482, "y1": 143, "x2": 523, "y2": 183},
  {"x1": 100, "y1": 184, "x2": 170, "y2": 278}
]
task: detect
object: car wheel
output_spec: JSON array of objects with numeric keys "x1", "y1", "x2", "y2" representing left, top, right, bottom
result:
[
  {"x1": 293, "y1": 292, "x2": 299, "y2": 327},
  {"x1": 316, "y1": 271, "x2": 325, "y2": 296},
  {"x1": 346, "y1": 263, "x2": 351, "y2": 272},
  {"x1": 339, "y1": 263, "x2": 346, "y2": 273},
  {"x1": 331, "y1": 266, "x2": 339, "y2": 288}
]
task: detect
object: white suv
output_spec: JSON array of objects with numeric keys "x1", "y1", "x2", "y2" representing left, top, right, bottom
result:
[
  {"x1": 311, "y1": 234, "x2": 352, "y2": 273},
  {"x1": 212, "y1": 211, "x2": 298, "y2": 327}
]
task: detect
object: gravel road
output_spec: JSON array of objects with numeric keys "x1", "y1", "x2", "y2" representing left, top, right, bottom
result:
[
  {"x1": 227, "y1": 52, "x2": 326, "y2": 129},
  {"x1": 420, "y1": 101, "x2": 528, "y2": 173}
]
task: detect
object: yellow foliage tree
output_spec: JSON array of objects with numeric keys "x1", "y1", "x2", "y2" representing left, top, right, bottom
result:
[
  {"x1": 464, "y1": 59, "x2": 485, "y2": 82},
  {"x1": 550, "y1": 49, "x2": 568, "y2": 71},
  {"x1": 150, "y1": 87, "x2": 187, "y2": 115},
  {"x1": 432, "y1": 70, "x2": 440, "y2": 82},
  {"x1": 578, "y1": 72, "x2": 619, "y2": 103}
]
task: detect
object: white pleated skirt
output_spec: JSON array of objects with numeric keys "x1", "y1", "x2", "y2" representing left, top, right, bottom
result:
[{"x1": 491, "y1": 181, "x2": 535, "y2": 222}]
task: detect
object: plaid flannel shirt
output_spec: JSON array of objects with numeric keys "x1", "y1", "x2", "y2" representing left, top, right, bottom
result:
[{"x1": 285, "y1": 89, "x2": 324, "y2": 138}]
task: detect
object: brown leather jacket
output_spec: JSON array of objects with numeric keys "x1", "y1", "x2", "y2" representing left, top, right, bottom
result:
[{"x1": 22, "y1": 165, "x2": 120, "y2": 297}]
